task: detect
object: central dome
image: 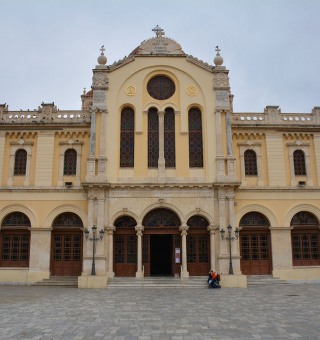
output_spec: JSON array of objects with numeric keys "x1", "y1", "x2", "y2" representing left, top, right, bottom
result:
[{"x1": 129, "y1": 25, "x2": 185, "y2": 56}]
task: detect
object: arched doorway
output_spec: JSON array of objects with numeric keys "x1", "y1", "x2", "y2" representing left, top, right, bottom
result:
[
  {"x1": 142, "y1": 208, "x2": 181, "y2": 276},
  {"x1": 0, "y1": 212, "x2": 31, "y2": 268},
  {"x1": 113, "y1": 216, "x2": 137, "y2": 277},
  {"x1": 51, "y1": 212, "x2": 83, "y2": 276},
  {"x1": 239, "y1": 212, "x2": 272, "y2": 275},
  {"x1": 187, "y1": 215, "x2": 210, "y2": 276},
  {"x1": 291, "y1": 211, "x2": 320, "y2": 266}
]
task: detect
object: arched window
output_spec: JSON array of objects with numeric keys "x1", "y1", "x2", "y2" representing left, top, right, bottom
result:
[
  {"x1": 164, "y1": 107, "x2": 175, "y2": 167},
  {"x1": 0, "y1": 212, "x2": 31, "y2": 267},
  {"x1": 143, "y1": 208, "x2": 181, "y2": 227},
  {"x1": 244, "y1": 149, "x2": 258, "y2": 176},
  {"x1": 291, "y1": 211, "x2": 320, "y2": 266},
  {"x1": 188, "y1": 108, "x2": 203, "y2": 167},
  {"x1": 240, "y1": 212, "x2": 270, "y2": 227},
  {"x1": 52, "y1": 212, "x2": 83, "y2": 228},
  {"x1": 63, "y1": 149, "x2": 77, "y2": 175},
  {"x1": 148, "y1": 108, "x2": 159, "y2": 168},
  {"x1": 187, "y1": 215, "x2": 209, "y2": 228},
  {"x1": 293, "y1": 150, "x2": 306, "y2": 176},
  {"x1": 120, "y1": 107, "x2": 134, "y2": 167},
  {"x1": 14, "y1": 149, "x2": 27, "y2": 175}
]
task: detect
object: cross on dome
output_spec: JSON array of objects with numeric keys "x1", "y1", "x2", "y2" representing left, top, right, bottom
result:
[
  {"x1": 152, "y1": 25, "x2": 165, "y2": 37},
  {"x1": 215, "y1": 46, "x2": 221, "y2": 55},
  {"x1": 100, "y1": 45, "x2": 105, "y2": 55}
]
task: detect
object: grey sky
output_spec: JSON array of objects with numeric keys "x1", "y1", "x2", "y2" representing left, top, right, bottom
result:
[{"x1": 1, "y1": 0, "x2": 319, "y2": 113}]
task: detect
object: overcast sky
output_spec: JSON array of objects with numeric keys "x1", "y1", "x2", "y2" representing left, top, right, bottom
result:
[{"x1": 1, "y1": 0, "x2": 319, "y2": 113}]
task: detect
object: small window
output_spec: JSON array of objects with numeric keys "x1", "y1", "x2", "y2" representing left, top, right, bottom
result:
[
  {"x1": 14, "y1": 149, "x2": 27, "y2": 175},
  {"x1": 244, "y1": 150, "x2": 258, "y2": 176},
  {"x1": 64, "y1": 149, "x2": 77, "y2": 175},
  {"x1": 293, "y1": 150, "x2": 306, "y2": 176}
]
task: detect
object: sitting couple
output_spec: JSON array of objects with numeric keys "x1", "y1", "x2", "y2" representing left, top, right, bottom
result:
[{"x1": 207, "y1": 270, "x2": 221, "y2": 288}]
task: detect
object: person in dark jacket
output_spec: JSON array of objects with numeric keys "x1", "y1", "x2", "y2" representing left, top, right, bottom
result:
[{"x1": 207, "y1": 270, "x2": 221, "y2": 288}]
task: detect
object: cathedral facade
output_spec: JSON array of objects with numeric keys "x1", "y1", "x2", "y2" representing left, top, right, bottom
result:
[{"x1": 0, "y1": 27, "x2": 319, "y2": 288}]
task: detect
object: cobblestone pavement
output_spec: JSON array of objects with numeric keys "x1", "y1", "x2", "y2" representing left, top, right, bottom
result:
[{"x1": 0, "y1": 283, "x2": 319, "y2": 340}]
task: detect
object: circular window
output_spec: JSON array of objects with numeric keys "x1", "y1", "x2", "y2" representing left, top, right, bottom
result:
[{"x1": 147, "y1": 75, "x2": 175, "y2": 100}]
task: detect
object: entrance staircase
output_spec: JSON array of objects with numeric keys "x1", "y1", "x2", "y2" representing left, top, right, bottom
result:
[
  {"x1": 107, "y1": 276, "x2": 208, "y2": 289},
  {"x1": 32, "y1": 276, "x2": 78, "y2": 288},
  {"x1": 247, "y1": 275, "x2": 290, "y2": 287}
]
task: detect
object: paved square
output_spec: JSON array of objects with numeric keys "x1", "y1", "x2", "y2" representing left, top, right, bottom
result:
[{"x1": 0, "y1": 284, "x2": 319, "y2": 339}]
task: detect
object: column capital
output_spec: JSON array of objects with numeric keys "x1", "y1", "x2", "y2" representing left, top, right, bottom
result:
[
  {"x1": 179, "y1": 224, "x2": 189, "y2": 235},
  {"x1": 106, "y1": 225, "x2": 116, "y2": 234},
  {"x1": 135, "y1": 224, "x2": 144, "y2": 235},
  {"x1": 207, "y1": 224, "x2": 219, "y2": 233}
]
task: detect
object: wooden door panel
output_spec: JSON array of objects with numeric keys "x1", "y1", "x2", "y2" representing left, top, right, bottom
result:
[
  {"x1": 114, "y1": 234, "x2": 137, "y2": 277},
  {"x1": 187, "y1": 234, "x2": 210, "y2": 276},
  {"x1": 51, "y1": 232, "x2": 82, "y2": 276},
  {"x1": 240, "y1": 232, "x2": 272, "y2": 275}
]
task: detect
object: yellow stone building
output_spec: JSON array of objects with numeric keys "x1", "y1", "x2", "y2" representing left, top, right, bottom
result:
[{"x1": 0, "y1": 26, "x2": 319, "y2": 288}]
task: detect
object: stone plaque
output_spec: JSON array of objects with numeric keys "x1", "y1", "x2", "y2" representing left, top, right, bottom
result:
[
  {"x1": 93, "y1": 90, "x2": 106, "y2": 109},
  {"x1": 215, "y1": 90, "x2": 230, "y2": 109}
]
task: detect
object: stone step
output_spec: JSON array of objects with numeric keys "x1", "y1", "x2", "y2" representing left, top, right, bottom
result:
[
  {"x1": 107, "y1": 277, "x2": 207, "y2": 289},
  {"x1": 247, "y1": 275, "x2": 290, "y2": 286},
  {"x1": 32, "y1": 276, "x2": 78, "y2": 288}
]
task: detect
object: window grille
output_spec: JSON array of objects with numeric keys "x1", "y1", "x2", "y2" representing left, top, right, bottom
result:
[
  {"x1": 293, "y1": 150, "x2": 306, "y2": 176},
  {"x1": 240, "y1": 212, "x2": 270, "y2": 227},
  {"x1": 291, "y1": 211, "x2": 320, "y2": 266},
  {"x1": 148, "y1": 108, "x2": 159, "y2": 167},
  {"x1": 147, "y1": 75, "x2": 175, "y2": 100},
  {"x1": 244, "y1": 149, "x2": 258, "y2": 176},
  {"x1": 188, "y1": 108, "x2": 203, "y2": 167},
  {"x1": 114, "y1": 216, "x2": 137, "y2": 229},
  {"x1": 53, "y1": 213, "x2": 83, "y2": 228},
  {"x1": 187, "y1": 215, "x2": 209, "y2": 228},
  {"x1": 63, "y1": 149, "x2": 77, "y2": 175},
  {"x1": 14, "y1": 149, "x2": 27, "y2": 175},
  {"x1": 120, "y1": 107, "x2": 134, "y2": 167},
  {"x1": 143, "y1": 209, "x2": 180, "y2": 227},
  {"x1": 1, "y1": 212, "x2": 30, "y2": 267},
  {"x1": 164, "y1": 108, "x2": 175, "y2": 167}
]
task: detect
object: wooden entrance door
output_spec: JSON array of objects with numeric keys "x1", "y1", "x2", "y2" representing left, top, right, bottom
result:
[
  {"x1": 187, "y1": 233, "x2": 210, "y2": 276},
  {"x1": 186, "y1": 215, "x2": 210, "y2": 276},
  {"x1": 51, "y1": 231, "x2": 83, "y2": 276},
  {"x1": 114, "y1": 234, "x2": 137, "y2": 276},
  {"x1": 240, "y1": 229, "x2": 272, "y2": 275}
]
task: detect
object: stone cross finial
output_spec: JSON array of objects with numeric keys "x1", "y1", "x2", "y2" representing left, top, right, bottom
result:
[
  {"x1": 83, "y1": 87, "x2": 86, "y2": 95},
  {"x1": 215, "y1": 46, "x2": 221, "y2": 55},
  {"x1": 100, "y1": 45, "x2": 105, "y2": 55},
  {"x1": 152, "y1": 25, "x2": 165, "y2": 37}
]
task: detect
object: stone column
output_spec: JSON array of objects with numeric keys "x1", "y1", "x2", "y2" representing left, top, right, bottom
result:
[
  {"x1": 157, "y1": 110, "x2": 165, "y2": 179},
  {"x1": 98, "y1": 110, "x2": 107, "y2": 180},
  {"x1": 270, "y1": 227, "x2": 293, "y2": 275},
  {"x1": 28, "y1": 228, "x2": 52, "y2": 282},
  {"x1": 215, "y1": 111, "x2": 225, "y2": 180},
  {"x1": 179, "y1": 224, "x2": 189, "y2": 278},
  {"x1": 24, "y1": 151, "x2": 31, "y2": 186},
  {"x1": 135, "y1": 224, "x2": 144, "y2": 278},
  {"x1": 207, "y1": 224, "x2": 218, "y2": 271},
  {"x1": 106, "y1": 225, "x2": 115, "y2": 277},
  {"x1": 226, "y1": 111, "x2": 233, "y2": 156}
]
